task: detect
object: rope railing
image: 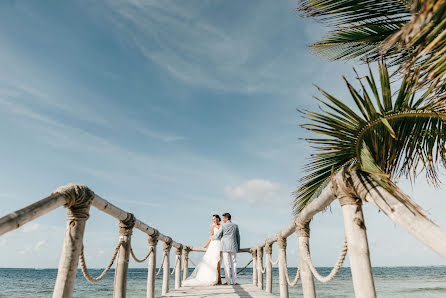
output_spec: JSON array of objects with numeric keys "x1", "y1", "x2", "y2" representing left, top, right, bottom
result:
[
  {"x1": 247, "y1": 171, "x2": 354, "y2": 297},
  {"x1": 2, "y1": 169, "x2": 411, "y2": 298},
  {"x1": 155, "y1": 252, "x2": 168, "y2": 277},
  {"x1": 303, "y1": 237, "x2": 348, "y2": 283},
  {"x1": 237, "y1": 259, "x2": 253, "y2": 274},
  {"x1": 188, "y1": 258, "x2": 197, "y2": 267},
  {"x1": 170, "y1": 255, "x2": 180, "y2": 276},
  {"x1": 285, "y1": 267, "x2": 300, "y2": 287},
  {"x1": 270, "y1": 255, "x2": 279, "y2": 266},
  {"x1": 0, "y1": 183, "x2": 197, "y2": 298},
  {"x1": 79, "y1": 240, "x2": 123, "y2": 283},
  {"x1": 130, "y1": 245, "x2": 153, "y2": 263},
  {"x1": 0, "y1": 182, "x2": 342, "y2": 298}
]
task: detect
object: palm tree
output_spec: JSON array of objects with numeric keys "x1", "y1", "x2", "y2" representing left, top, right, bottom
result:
[
  {"x1": 294, "y1": 62, "x2": 446, "y2": 258},
  {"x1": 296, "y1": 0, "x2": 446, "y2": 89}
]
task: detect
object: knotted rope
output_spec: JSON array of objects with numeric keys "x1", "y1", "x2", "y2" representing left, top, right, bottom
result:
[
  {"x1": 278, "y1": 236, "x2": 300, "y2": 287},
  {"x1": 79, "y1": 239, "x2": 124, "y2": 283},
  {"x1": 303, "y1": 237, "x2": 348, "y2": 283},
  {"x1": 52, "y1": 183, "x2": 94, "y2": 221}
]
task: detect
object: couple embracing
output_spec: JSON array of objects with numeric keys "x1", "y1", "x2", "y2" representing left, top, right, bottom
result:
[{"x1": 183, "y1": 212, "x2": 241, "y2": 286}]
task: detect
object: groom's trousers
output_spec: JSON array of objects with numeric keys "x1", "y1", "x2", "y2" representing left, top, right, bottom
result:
[{"x1": 222, "y1": 252, "x2": 237, "y2": 285}]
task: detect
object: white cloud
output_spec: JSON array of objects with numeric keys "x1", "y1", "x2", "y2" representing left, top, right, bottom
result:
[
  {"x1": 22, "y1": 223, "x2": 40, "y2": 233},
  {"x1": 225, "y1": 179, "x2": 282, "y2": 205},
  {"x1": 18, "y1": 240, "x2": 47, "y2": 255},
  {"x1": 34, "y1": 240, "x2": 47, "y2": 250}
]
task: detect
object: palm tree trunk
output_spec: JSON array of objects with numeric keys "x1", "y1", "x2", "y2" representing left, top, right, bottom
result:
[{"x1": 350, "y1": 170, "x2": 446, "y2": 259}]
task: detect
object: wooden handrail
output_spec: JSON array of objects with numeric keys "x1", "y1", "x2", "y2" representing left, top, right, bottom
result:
[{"x1": 0, "y1": 191, "x2": 182, "y2": 248}]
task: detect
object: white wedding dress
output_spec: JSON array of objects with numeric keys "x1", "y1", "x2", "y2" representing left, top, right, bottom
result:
[{"x1": 182, "y1": 225, "x2": 221, "y2": 287}]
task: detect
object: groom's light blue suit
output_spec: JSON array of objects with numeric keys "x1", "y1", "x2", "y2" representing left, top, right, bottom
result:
[
  {"x1": 212, "y1": 220, "x2": 240, "y2": 252},
  {"x1": 212, "y1": 220, "x2": 240, "y2": 284}
]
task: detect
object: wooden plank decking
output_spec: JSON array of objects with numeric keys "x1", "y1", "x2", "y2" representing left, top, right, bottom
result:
[{"x1": 163, "y1": 284, "x2": 276, "y2": 297}]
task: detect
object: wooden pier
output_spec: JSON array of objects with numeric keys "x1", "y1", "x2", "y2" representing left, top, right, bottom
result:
[{"x1": 163, "y1": 284, "x2": 276, "y2": 297}]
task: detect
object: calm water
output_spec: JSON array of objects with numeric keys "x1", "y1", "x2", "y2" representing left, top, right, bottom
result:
[{"x1": 1, "y1": 267, "x2": 445, "y2": 297}]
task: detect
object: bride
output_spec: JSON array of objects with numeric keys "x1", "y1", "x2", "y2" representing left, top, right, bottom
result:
[{"x1": 182, "y1": 214, "x2": 222, "y2": 286}]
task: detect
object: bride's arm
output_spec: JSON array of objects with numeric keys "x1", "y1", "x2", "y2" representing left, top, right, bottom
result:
[{"x1": 203, "y1": 226, "x2": 214, "y2": 248}]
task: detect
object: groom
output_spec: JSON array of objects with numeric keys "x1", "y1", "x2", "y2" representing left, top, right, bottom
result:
[{"x1": 212, "y1": 212, "x2": 240, "y2": 285}]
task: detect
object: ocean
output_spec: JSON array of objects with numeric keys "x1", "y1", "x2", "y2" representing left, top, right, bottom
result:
[{"x1": 1, "y1": 267, "x2": 445, "y2": 297}]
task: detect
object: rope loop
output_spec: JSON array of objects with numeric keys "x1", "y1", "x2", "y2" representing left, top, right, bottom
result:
[
  {"x1": 278, "y1": 234, "x2": 300, "y2": 287},
  {"x1": 188, "y1": 258, "x2": 197, "y2": 267},
  {"x1": 270, "y1": 257, "x2": 280, "y2": 266},
  {"x1": 155, "y1": 253, "x2": 167, "y2": 277},
  {"x1": 79, "y1": 237, "x2": 124, "y2": 283},
  {"x1": 257, "y1": 247, "x2": 266, "y2": 274},
  {"x1": 130, "y1": 245, "x2": 153, "y2": 263},
  {"x1": 285, "y1": 267, "x2": 300, "y2": 287},
  {"x1": 170, "y1": 255, "x2": 181, "y2": 276},
  {"x1": 304, "y1": 237, "x2": 348, "y2": 283}
]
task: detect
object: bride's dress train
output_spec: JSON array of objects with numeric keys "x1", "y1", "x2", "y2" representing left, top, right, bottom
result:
[{"x1": 182, "y1": 226, "x2": 221, "y2": 287}]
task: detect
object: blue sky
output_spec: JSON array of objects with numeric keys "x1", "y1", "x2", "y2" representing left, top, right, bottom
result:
[{"x1": 0, "y1": 0, "x2": 445, "y2": 269}]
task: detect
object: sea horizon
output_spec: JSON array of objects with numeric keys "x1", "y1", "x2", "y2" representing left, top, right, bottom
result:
[{"x1": 2, "y1": 266, "x2": 446, "y2": 297}]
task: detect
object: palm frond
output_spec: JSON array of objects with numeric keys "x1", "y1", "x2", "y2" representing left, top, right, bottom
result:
[
  {"x1": 297, "y1": 0, "x2": 446, "y2": 89},
  {"x1": 296, "y1": 0, "x2": 411, "y2": 62},
  {"x1": 294, "y1": 62, "x2": 446, "y2": 214},
  {"x1": 381, "y1": 0, "x2": 446, "y2": 88}
]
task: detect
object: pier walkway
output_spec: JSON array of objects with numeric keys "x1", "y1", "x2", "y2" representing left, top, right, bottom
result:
[{"x1": 163, "y1": 284, "x2": 276, "y2": 297}]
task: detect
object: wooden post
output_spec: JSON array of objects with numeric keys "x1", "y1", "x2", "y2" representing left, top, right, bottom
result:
[
  {"x1": 339, "y1": 195, "x2": 376, "y2": 298},
  {"x1": 182, "y1": 247, "x2": 190, "y2": 281},
  {"x1": 174, "y1": 245, "x2": 183, "y2": 289},
  {"x1": 114, "y1": 213, "x2": 135, "y2": 298},
  {"x1": 265, "y1": 243, "x2": 273, "y2": 293},
  {"x1": 256, "y1": 246, "x2": 264, "y2": 290},
  {"x1": 297, "y1": 223, "x2": 316, "y2": 298},
  {"x1": 251, "y1": 249, "x2": 258, "y2": 286},
  {"x1": 277, "y1": 236, "x2": 289, "y2": 298},
  {"x1": 53, "y1": 184, "x2": 94, "y2": 298},
  {"x1": 146, "y1": 231, "x2": 158, "y2": 298},
  {"x1": 162, "y1": 239, "x2": 172, "y2": 296}
]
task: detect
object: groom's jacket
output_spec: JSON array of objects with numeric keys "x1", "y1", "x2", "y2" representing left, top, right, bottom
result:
[{"x1": 212, "y1": 220, "x2": 240, "y2": 252}]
